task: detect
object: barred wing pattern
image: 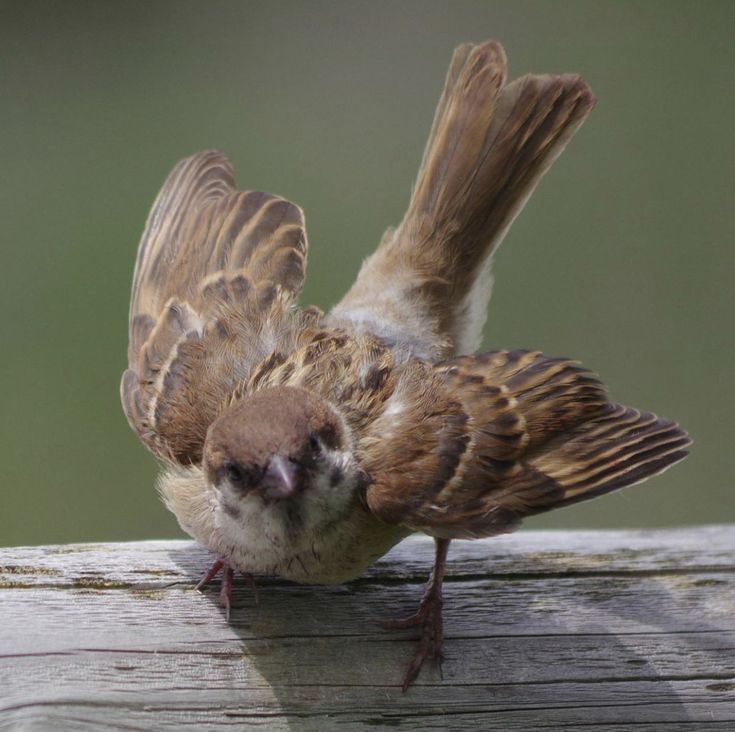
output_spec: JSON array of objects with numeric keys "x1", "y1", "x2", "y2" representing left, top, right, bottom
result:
[
  {"x1": 121, "y1": 151, "x2": 313, "y2": 463},
  {"x1": 364, "y1": 350, "x2": 691, "y2": 538}
]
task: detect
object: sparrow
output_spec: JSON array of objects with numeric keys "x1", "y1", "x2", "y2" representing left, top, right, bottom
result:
[{"x1": 121, "y1": 40, "x2": 690, "y2": 690}]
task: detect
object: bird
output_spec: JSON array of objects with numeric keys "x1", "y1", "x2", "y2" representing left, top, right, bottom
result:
[{"x1": 121, "y1": 40, "x2": 690, "y2": 690}]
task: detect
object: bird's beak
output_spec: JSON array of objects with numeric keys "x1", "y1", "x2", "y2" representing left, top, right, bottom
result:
[{"x1": 262, "y1": 454, "x2": 299, "y2": 501}]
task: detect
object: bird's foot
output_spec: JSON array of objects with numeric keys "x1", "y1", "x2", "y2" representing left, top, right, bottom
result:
[
  {"x1": 380, "y1": 580, "x2": 445, "y2": 691},
  {"x1": 378, "y1": 538, "x2": 450, "y2": 691},
  {"x1": 196, "y1": 558, "x2": 255, "y2": 620}
]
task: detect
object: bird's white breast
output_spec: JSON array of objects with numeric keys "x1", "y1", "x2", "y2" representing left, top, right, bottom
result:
[{"x1": 158, "y1": 464, "x2": 408, "y2": 584}]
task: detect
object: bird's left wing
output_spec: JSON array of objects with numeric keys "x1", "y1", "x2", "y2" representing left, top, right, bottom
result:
[
  {"x1": 361, "y1": 351, "x2": 690, "y2": 538},
  {"x1": 121, "y1": 151, "x2": 317, "y2": 464}
]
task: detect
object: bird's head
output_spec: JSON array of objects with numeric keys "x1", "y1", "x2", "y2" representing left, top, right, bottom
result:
[{"x1": 203, "y1": 386, "x2": 360, "y2": 525}]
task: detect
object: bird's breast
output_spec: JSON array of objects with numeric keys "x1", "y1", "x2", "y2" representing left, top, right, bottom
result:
[
  {"x1": 218, "y1": 493, "x2": 410, "y2": 584},
  {"x1": 159, "y1": 464, "x2": 409, "y2": 584}
]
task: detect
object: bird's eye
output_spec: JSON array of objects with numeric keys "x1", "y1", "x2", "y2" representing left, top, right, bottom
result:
[
  {"x1": 224, "y1": 459, "x2": 246, "y2": 484},
  {"x1": 308, "y1": 433, "x2": 321, "y2": 454}
]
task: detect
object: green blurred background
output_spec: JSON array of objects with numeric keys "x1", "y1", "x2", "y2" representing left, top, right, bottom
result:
[{"x1": 1, "y1": 1, "x2": 732, "y2": 547}]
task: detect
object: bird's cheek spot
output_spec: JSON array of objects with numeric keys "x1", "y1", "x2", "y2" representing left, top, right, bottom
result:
[
  {"x1": 308, "y1": 432, "x2": 321, "y2": 454},
  {"x1": 329, "y1": 466, "x2": 343, "y2": 488},
  {"x1": 221, "y1": 500, "x2": 242, "y2": 520}
]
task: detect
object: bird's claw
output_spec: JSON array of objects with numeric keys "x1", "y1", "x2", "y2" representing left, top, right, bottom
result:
[
  {"x1": 380, "y1": 581, "x2": 445, "y2": 691},
  {"x1": 378, "y1": 538, "x2": 450, "y2": 691},
  {"x1": 195, "y1": 558, "x2": 225, "y2": 591},
  {"x1": 196, "y1": 558, "x2": 249, "y2": 621}
]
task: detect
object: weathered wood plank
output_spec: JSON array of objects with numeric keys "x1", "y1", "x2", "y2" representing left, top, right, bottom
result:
[{"x1": 1, "y1": 527, "x2": 734, "y2": 730}]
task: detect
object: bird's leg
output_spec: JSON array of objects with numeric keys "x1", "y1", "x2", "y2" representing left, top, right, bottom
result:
[
  {"x1": 196, "y1": 558, "x2": 254, "y2": 621},
  {"x1": 379, "y1": 538, "x2": 450, "y2": 691},
  {"x1": 196, "y1": 558, "x2": 225, "y2": 589}
]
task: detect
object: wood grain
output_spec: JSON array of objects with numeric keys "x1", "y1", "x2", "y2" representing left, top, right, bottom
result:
[{"x1": 1, "y1": 527, "x2": 734, "y2": 730}]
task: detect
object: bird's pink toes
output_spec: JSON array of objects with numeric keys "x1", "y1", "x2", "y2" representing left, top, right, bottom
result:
[
  {"x1": 380, "y1": 583, "x2": 445, "y2": 691},
  {"x1": 195, "y1": 559, "x2": 225, "y2": 591},
  {"x1": 196, "y1": 559, "x2": 245, "y2": 621}
]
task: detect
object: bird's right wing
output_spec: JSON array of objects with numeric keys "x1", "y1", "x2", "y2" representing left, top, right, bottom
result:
[
  {"x1": 362, "y1": 350, "x2": 690, "y2": 538},
  {"x1": 121, "y1": 151, "x2": 317, "y2": 464},
  {"x1": 329, "y1": 41, "x2": 595, "y2": 361}
]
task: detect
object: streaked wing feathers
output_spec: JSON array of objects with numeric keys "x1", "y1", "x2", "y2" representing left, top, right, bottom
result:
[
  {"x1": 364, "y1": 350, "x2": 690, "y2": 538},
  {"x1": 531, "y1": 403, "x2": 691, "y2": 509},
  {"x1": 129, "y1": 151, "x2": 306, "y2": 331},
  {"x1": 121, "y1": 151, "x2": 311, "y2": 463}
]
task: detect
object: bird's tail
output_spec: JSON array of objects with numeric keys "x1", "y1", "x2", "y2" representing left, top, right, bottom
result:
[{"x1": 331, "y1": 41, "x2": 595, "y2": 358}]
